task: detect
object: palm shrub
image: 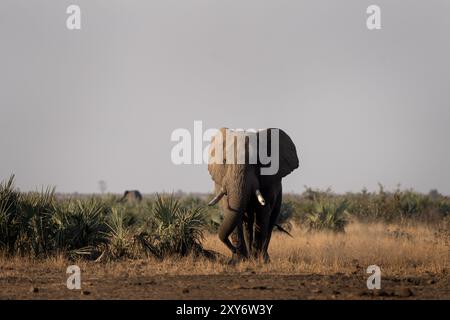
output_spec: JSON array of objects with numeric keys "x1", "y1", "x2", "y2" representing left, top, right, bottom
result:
[
  {"x1": 345, "y1": 186, "x2": 397, "y2": 222},
  {"x1": 306, "y1": 200, "x2": 349, "y2": 232},
  {"x1": 137, "y1": 194, "x2": 207, "y2": 258},
  {"x1": 102, "y1": 207, "x2": 134, "y2": 259},
  {"x1": 52, "y1": 198, "x2": 109, "y2": 257},
  {"x1": 439, "y1": 199, "x2": 450, "y2": 216},
  {"x1": 16, "y1": 188, "x2": 57, "y2": 256},
  {"x1": 0, "y1": 175, "x2": 58, "y2": 256},
  {"x1": 111, "y1": 200, "x2": 149, "y2": 227},
  {"x1": 395, "y1": 191, "x2": 428, "y2": 219},
  {"x1": 0, "y1": 175, "x2": 20, "y2": 253},
  {"x1": 53, "y1": 199, "x2": 140, "y2": 260},
  {"x1": 180, "y1": 195, "x2": 223, "y2": 232}
]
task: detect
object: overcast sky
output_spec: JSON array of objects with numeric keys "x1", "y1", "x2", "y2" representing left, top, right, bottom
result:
[{"x1": 1, "y1": 0, "x2": 449, "y2": 194}]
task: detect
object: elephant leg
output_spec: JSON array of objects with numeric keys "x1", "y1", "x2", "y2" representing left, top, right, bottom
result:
[
  {"x1": 243, "y1": 210, "x2": 254, "y2": 257},
  {"x1": 253, "y1": 202, "x2": 271, "y2": 259},
  {"x1": 262, "y1": 191, "x2": 282, "y2": 263},
  {"x1": 218, "y1": 210, "x2": 243, "y2": 257},
  {"x1": 231, "y1": 222, "x2": 248, "y2": 258}
]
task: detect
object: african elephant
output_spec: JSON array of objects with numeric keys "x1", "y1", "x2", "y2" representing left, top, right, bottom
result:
[
  {"x1": 119, "y1": 190, "x2": 143, "y2": 203},
  {"x1": 207, "y1": 128, "x2": 299, "y2": 262}
]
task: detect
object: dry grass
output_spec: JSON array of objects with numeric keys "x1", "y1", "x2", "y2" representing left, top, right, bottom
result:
[
  {"x1": 264, "y1": 222, "x2": 449, "y2": 275},
  {"x1": 1, "y1": 222, "x2": 448, "y2": 278}
]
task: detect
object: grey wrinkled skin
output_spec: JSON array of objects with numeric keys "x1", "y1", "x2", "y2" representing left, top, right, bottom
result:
[{"x1": 208, "y1": 128, "x2": 299, "y2": 262}]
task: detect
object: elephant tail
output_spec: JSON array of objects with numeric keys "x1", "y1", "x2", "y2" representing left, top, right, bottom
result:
[{"x1": 274, "y1": 224, "x2": 293, "y2": 238}]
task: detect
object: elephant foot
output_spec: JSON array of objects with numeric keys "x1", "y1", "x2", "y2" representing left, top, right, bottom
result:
[
  {"x1": 227, "y1": 253, "x2": 246, "y2": 265},
  {"x1": 250, "y1": 251, "x2": 270, "y2": 264},
  {"x1": 227, "y1": 257, "x2": 238, "y2": 266}
]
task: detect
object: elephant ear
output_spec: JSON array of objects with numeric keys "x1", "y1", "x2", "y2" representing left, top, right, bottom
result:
[
  {"x1": 258, "y1": 128, "x2": 299, "y2": 181},
  {"x1": 208, "y1": 127, "x2": 228, "y2": 186}
]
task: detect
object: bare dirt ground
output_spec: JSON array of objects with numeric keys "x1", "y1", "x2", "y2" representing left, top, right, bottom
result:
[
  {"x1": 1, "y1": 265, "x2": 449, "y2": 300},
  {"x1": 1, "y1": 223, "x2": 449, "y2": 300}
]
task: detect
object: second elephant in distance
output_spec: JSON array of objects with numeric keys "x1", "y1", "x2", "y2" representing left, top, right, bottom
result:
[{"x1": 207, "y1": 128, "x2": 299, "y2": 262}]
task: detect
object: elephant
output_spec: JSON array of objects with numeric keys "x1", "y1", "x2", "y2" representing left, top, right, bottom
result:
[
  {"x1": 119, "y1": 190, "x2": 143, "y2": 203},
  {"x1": 207, "y1": 128, "x2": 299, "y2": 262}
]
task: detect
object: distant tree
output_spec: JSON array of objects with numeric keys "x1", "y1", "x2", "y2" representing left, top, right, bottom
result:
[{"x1": 98, "y1": 180, "x2": 107, "y2": 194}]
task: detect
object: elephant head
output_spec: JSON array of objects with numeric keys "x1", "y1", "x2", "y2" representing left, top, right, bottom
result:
[
  {"x1": 207, "y1": 127, "x2": 299, "y2": 258},
  {"x1": 119, "y1": 190, "x2": 143, "y2": 203}
]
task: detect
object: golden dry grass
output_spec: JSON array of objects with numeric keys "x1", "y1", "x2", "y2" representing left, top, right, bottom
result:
[
  {"x1": 200, "y1": 221, "x2": 450, "y2": 275},
  {"x1": 1, "y1": 222, "x2": 448, "y2": 278}
]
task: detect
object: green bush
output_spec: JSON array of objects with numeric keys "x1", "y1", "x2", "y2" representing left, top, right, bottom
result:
[
  {"x1": 0, "y1": 175, "x2": 21, "y2": 254},
  {"x1": 305, "y1": 200, "x2": 349, "y2": 232},
  {"x1": 0, "y1": 177, "x2": 210, "y2": 259},
  {"x1": 2, "y1": 175, "x2": 450, "y2": 260},
  {"x1": 52, "y1": 199, "x2": 110, "y2": 257},
  {"x1": 137, "y1": 195, "x2": 206, "y2": 258},
  {"x1": 102, "y1": 207, "x2": 134, "y2": 260}
]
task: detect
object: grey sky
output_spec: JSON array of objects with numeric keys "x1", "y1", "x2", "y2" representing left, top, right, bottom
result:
[{"x1": 1, "y1": 0, "x2": 449, "y2": 194}]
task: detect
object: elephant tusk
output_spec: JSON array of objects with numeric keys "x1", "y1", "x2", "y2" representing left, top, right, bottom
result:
[
  {"x1": 208, "y1": 188, "x2": 226, "y2": 206},
  {"x1": 255, "y1": 189, "x2": 266, "y2": 206}
]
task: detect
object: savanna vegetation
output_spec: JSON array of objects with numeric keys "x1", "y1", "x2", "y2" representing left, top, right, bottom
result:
[
  {"x1": 2, "y1": 175, "x2": 450, "y2": 299},
  {"x1": 1, "y1": 175, "x2": 449, "y2": 263}
]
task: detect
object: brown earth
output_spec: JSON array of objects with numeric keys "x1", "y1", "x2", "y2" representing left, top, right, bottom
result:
[{"x1": 1, "y1": 262, "x2": 449, "y2": 300}]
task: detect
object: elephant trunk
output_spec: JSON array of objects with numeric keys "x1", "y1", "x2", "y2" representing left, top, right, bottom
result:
[{"x1": 216, "y1": 166, "x2": 267, "y2": 258}]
